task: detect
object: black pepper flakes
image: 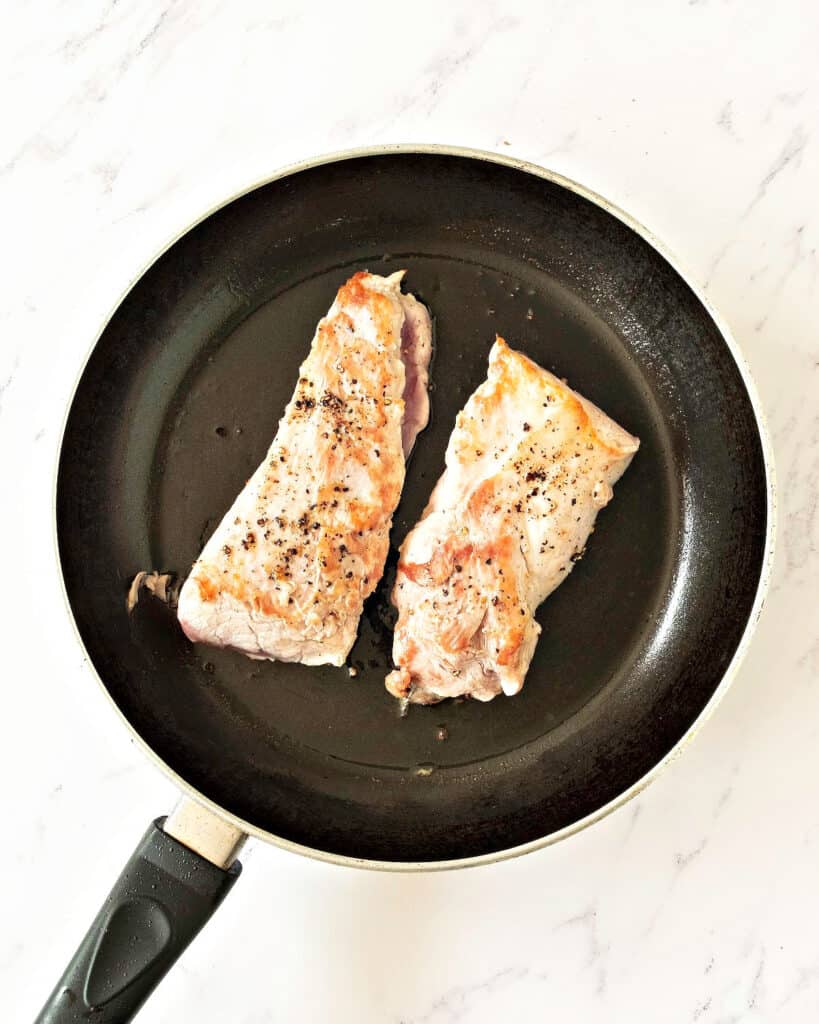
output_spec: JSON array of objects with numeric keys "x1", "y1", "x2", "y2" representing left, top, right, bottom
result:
[{"x1": 320, "y1": 391, "x2": 344, "y2": 411}]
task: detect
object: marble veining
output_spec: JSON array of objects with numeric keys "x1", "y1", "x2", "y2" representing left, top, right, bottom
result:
[{"x1": 2, "y1": 1, "x2": 817, "y2": 1021}]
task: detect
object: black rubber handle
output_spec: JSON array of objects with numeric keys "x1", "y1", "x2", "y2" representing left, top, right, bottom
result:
[{"x1": 35, "y1": 817, "x2": 241, "y2": 1023}]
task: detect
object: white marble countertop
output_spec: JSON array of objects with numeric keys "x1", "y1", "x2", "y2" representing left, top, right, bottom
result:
[{"x1": 3, "y1": 2, "x2": 817, "y2": 1021}]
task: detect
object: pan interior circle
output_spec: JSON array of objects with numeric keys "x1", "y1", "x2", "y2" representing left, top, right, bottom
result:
[
  {"x1": 151, "y1": 256, "x2": 678, "y2": 773},
  {"x1": 57, "y1": 153, "x2": 767, "y2": 862}
]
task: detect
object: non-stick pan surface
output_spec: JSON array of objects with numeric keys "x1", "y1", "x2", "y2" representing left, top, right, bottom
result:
[{"x1": 57, "y1": 149, "x2": 770, "y2": 864}]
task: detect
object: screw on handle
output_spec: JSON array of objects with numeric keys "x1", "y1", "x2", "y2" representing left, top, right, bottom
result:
[{"x1": 35, "y1": 817, "x2": 241, "y2": 1024}]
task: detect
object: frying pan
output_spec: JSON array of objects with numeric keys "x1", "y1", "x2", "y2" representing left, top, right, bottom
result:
[{"x1": 39, "y1": 146, "x2": 773, "y2": 1022}]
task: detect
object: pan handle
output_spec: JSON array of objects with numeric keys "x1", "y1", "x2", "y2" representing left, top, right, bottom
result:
[{"x1": 35, "y1": 801, "x2": 245, "y2": 1023}]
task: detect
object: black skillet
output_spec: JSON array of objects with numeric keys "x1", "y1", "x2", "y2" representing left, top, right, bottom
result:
[{"x1": 39, "y1": 147, "x2": 772, "y2": 1022}]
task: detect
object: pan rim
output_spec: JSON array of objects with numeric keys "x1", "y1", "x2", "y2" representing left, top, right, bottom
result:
[{"x1": 53, "y1": 143, "x2": 777, "y2": 872}]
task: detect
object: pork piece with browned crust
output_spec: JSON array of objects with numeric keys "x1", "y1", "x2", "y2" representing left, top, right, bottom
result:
[
  {"x1": 386, "y1": 337, "x2": 638, "y2": 704},
  {"x1": 178, "y1": 271, "x2": 431, "y2": 666}
]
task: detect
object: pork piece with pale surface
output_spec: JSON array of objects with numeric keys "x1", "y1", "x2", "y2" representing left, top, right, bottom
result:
[
  {"x1": 178, "y1": 271, "x2": 431, "y2": 666},
  {"x1": 386, "y1": 337, "x2": 639, "y2": 704}
]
